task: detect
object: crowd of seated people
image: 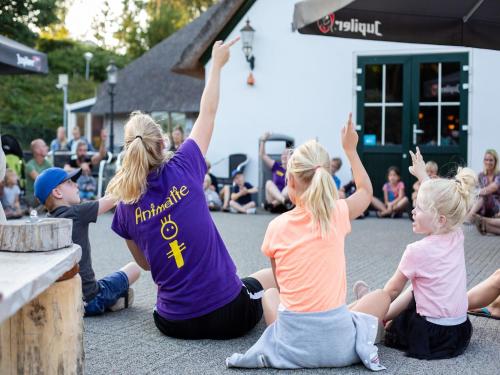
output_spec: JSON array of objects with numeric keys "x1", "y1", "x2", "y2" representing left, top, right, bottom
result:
[{"x1": 0, "y1": 126, "x2": 110, "y2": 217}]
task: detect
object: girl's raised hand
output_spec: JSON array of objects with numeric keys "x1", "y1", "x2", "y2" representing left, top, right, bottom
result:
[
  {"x1": 341, "y1": 113, "x2": 358, "y2": 154},
  {"x1": 409, "y1": 147, "x2": 428, "y2": 182},
  {"x1": 212, "y1": 36, "x2": 240, "y2": 69}
]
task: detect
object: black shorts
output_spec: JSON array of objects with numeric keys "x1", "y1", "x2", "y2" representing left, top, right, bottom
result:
[
  {"x1": 153, "y1": 277, "x2": 264, "y2": 340},
  {"x1": 385, "y1": 295, "x2": 472, "y2": 360}
]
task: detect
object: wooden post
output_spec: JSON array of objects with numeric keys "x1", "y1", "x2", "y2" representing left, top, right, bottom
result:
[{"x1": 0, "y1": 275, "x2": 84, "y2": 375}]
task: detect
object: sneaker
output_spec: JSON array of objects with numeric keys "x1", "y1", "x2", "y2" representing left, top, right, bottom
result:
[
  {"x1": 353, "y1": 280, "x2": 370, "y2": 300},
  {"x1": 229, "y1": 207, "x2": 238, "y2": 213},
  {"x1": 109, "y1": 288, "x2": 134, "y2": 312},
  {"x1": 246, "y1": 208, "x2": 256, "y2": 214}
]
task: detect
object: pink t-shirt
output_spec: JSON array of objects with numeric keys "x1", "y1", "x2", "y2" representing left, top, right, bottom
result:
[{"x1": 399, "y1": 228, "x2": 468, "y2": 319}]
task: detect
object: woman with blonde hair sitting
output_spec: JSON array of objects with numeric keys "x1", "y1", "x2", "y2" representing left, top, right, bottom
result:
[{"x1": 106, "y1": 38, "x2": 275, "y2": 339}]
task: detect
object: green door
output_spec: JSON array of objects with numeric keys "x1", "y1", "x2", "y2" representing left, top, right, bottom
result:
[{"x1": 356, "y1": 53, "x2": 469, "y2": 199}]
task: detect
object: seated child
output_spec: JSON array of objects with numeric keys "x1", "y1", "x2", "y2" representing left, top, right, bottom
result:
[
  {"x1": 77, "y1": 162, "x2": 97, "y2": 201},
  {"x1": 227, "y1": 114, "x2": 390, "y2": 370},
  {"x1": 412, "y1": 160, "x2": 438, "y2": 207},
  {"x1": 229, "y1": 170, "x2": 257, "y2": 214},
  {"x1": 34, "y1": 167, "x2": 141, "y2": 316},
  {"x1": 259, "y1": 132, "x2": 291, "y2": 211},
  {"x1": 331, "y1": 157, "x2": 342, "y2": 189},
  {"x1": 371, "y1": 166, "x2": 409, "y2": 218},
  {"x1": 206, "y1": 159, "x2": 230, "y2": 211},
  {"x1": 1, "y1": 169, "x2": 24, "y2": 219},
  {"x1": 204, "y1": 174, "x2": 222, "y2": 211},
  {"x1": 467, "y1": 269, "x2": 500, "y2": 320},
  {"x1": 370, "y1": 148, "x2": 476, "y2": 360}
]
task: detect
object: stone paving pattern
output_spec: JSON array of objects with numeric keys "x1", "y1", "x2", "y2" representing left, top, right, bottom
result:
[{"x1": 85, "y1": 212, "x2": 499, "y2": 374}]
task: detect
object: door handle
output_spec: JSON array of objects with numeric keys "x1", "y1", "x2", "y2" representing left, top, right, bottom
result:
[{"x1": 413, "y1": 124, "x2": 424, "y2": 145}]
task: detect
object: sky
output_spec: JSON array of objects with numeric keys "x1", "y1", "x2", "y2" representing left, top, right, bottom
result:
[{"x1": 65, "y1": 0, "x2": 124, "y2": 47}]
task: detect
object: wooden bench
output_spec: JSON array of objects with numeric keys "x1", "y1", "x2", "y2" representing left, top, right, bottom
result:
[{"x1": 0, "y1": 219, "x2": 83, "y2": 375}]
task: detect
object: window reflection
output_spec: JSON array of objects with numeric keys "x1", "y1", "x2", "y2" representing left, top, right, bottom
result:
[
  {"x1": 385, "y1": 107, "x2": 402, "y2": 145},
  {"x1": 441, "y1": 62, "x2": 460, "y2": 102},
  {"x1": 365, "y1": 64, "x2": 382, "y2": 102},
  {"x1": 386, "y1": 64, "x2": 402, "y2": 102},
  {"x1": 420, "y1": 63, "x2": 438, "y2": 102},
  {"x1": 364, "y1": 107, "x2": 381, "y2": 145},
  {"x1": 441, "y1": 106, "x2": 460, "y2": 145},
  {"x1": 418, "y1": 107, "x2": 438, "y2": 145}
]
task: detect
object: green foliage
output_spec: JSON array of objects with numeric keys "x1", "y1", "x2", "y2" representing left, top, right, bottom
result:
[
  {"x1": 0, "y1": 39, "x2": 130, "y2": 147},
  {"x1": 0, "y1": 0, "x2": 64, "y2": 46},
  {"x1": 145, "y1": 2, "x2": 186, "y2": 49},
  {"x1": 114, "y1": 0, "x2": 149, "y2": 59},
  {"x1": 115, "y1": 0, "x2": 217, "y2": 59}
]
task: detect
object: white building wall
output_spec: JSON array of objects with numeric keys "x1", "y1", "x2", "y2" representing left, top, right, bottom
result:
[
  {"x1": 469, "y1": 48, "x2": 500, "y2": 172},
  {"x1": 206, "y1": 0, "x2": 500, "y2": 186}
]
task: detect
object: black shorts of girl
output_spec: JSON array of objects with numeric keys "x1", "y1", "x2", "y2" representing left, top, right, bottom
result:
[
  {"x1": 385, "y1": 294, "x2": 472, "y2": 360},
  {"x1": 153, "y1": 277, "x2": 263, "y2": 340}
]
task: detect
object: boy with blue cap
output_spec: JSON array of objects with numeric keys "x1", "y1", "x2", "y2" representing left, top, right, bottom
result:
[{"x1": 35, "y1": 167, "x2": 141, "y2": 316}]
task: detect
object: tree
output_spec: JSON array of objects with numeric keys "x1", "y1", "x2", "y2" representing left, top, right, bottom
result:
[
  {"x1": 0, "y1": 0, "x2": 65, "y2": 46},
  {"x1": 114, "y1": 0, "x2": 149, "y2": 59},
  {"x1": 114, "y1": 0, "x2": 217, "y2": 58},
  {"x1": 0, "y1": 39, "x2": 130, "y2": 148}
]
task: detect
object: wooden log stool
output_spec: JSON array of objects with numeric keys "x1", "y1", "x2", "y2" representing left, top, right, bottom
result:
[{"x1": 0, "y1": 218, "x2": 83, "y2": 375}]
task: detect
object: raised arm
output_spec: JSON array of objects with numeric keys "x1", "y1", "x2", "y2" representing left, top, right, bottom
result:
[
  {"x1": 91, "y1": 129, "x2": 108, "y2": 166},
  {"x1": 343, "y1": 113, "x2": 373, "y2": 220},
  {"x1": 409, "y1": 147, "x2": 428, "y2": 183},
  {"x1": 189, "y1": 37, "x2": 239, "y2": 155},
  {"x1": 259, "y1": 133, "x2": 275, "y2": 169}
]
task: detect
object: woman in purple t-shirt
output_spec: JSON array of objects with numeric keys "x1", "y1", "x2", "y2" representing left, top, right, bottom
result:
[
  {"x1": 259, "y1": 132, "x2": 291, "y2": 211},
  {"x1": 106, "y1": 38, "x2": 275, "y2": 339}
]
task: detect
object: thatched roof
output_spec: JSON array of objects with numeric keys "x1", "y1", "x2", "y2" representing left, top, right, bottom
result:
[
  {"x1": 171, "y1": 0, "x2": 248, "y2": 79},
  {"x1": 92, "y1": 2, "x2": 228, "y2": 115}
]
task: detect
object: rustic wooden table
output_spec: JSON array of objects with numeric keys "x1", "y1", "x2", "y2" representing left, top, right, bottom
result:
[{"x1": 0, "y1": 244, "x2": 84, "y2": 374}]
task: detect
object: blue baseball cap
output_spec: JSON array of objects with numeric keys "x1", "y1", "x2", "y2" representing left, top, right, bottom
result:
[{"x1": 34, "y1": 167, "x2": 82, "y2": 204}]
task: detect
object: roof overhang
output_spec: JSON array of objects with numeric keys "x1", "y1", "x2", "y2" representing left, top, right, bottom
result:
[{"x1": 172, "y1": 0, "x2": 256, "y2": 79}]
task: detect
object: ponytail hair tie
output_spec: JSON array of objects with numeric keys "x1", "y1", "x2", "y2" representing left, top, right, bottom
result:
[
  {"x1": 314, "y1": 165, "x2": 322, "y2": 171},
  {"x1": 135, "y1": 135, "x2": 143, "y2": 141}
]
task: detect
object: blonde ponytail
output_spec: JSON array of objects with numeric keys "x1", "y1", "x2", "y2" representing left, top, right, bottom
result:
[
  {"x1": 418, "y1": 167, "x2": 477, "y2": 231},
  {"x1": 106, "y1": 112, "x2": 172, "y2": 203},
  {"x1": 287, "y1": 140, "x2": 338, "y2": 238}
]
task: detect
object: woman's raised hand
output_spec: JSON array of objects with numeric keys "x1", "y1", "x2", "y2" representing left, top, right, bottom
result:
[
  {"x1": 409, "y1": 147, "x2": 428, "y2": 182},
  {"x1": 212, "y1": 36, "x2": 240, "y2": 69},
  {"x1": 341, "y1": 113, "x2": 358, "y2": 154}
]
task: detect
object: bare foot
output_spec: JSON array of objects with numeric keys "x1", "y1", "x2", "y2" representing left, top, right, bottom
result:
[{"x1": 353, "y1": 280, "x2": 370, "y2": 300}]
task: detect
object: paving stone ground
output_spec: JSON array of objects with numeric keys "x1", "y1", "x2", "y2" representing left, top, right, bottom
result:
[{"x1": 85, "y1": 212, "x2": 499, "y2": 375}]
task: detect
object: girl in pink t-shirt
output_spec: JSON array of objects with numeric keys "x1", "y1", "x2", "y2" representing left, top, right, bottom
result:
[
  {"x1": 375, "y1": 147, "x2": 476, "y2": 360},
  {"x1": 371, "y1": 166, "x2": 410, "y2": 218}
]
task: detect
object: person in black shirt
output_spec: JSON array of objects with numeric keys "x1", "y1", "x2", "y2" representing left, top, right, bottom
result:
[
  {"x1": 34, "y1": 167, "x2": 141, "y2": 316},
  {"x1": 229, "y1": 170, "x2": 257, "y2": 214}
]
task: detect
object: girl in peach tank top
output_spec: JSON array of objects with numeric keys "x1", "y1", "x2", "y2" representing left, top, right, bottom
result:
[{"x1": 227, "y1": 114, "x2": 393, "y2": 370}]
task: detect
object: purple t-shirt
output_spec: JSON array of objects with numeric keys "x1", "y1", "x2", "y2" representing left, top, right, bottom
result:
[
  {"x1": 272, "y1": 161, "x2": 286, "y2": 192},
  {"x1": 112, "y1": 139, "x2": 242, "y2": 320}
]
